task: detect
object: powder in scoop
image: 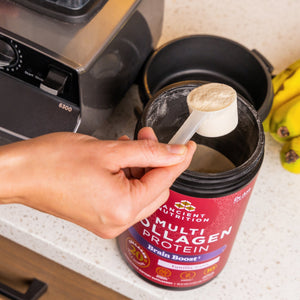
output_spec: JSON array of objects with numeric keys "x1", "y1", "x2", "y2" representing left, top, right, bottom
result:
[
  {"x1": 187, "y1": 83, "x2": 236, "y2": 112},
  {"x1": 186, "y1": 83, "x2": 238, "y2": 137}
]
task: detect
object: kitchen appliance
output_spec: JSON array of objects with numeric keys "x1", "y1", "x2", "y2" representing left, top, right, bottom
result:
[
  {"x1": 12, "y1": 0, "x2": 109, "y2": 23},
  {"x1": 0, "y1": 0, "x2": 164, "y2": 144}
]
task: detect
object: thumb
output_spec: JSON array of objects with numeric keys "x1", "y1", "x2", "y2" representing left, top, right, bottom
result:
[
  {"x1": 129, "y1": 140, "x2": 196, "y2": 218},
  {"x1": 108, "y1": 139, "x2": 189, "y2": 170}
]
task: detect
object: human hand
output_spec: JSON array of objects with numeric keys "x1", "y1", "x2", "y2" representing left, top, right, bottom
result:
[{"x1": 0, "y1": 128, "x2": 196, "y2": 238}]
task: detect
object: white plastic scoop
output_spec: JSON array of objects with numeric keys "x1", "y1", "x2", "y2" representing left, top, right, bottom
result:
[{"x1": 168, "y1": 83, "x2": 238, "y2": 144}]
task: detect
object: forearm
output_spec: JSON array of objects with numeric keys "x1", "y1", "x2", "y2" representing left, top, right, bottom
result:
[{"x1": 0, "y1": 141, "x2": 26, "y2": 204}]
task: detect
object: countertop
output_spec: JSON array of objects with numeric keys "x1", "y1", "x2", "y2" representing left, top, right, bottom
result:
[{"x1": 1, "y1": 0, "x2": 300, "y2": 299}]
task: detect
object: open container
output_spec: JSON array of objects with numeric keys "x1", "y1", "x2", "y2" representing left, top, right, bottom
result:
[
  {"x1": 118, "y1": 82, "x2": 265, "y2": 289},
  {"x1": 139, "y1": 82, "x2": 265, "y2": 196},
  {"x1": 118, "y1": 35, "x2": 273, "y2": 289},
  {"x1": 139, "y1": 35, "x2": 273, "y2": 121}
]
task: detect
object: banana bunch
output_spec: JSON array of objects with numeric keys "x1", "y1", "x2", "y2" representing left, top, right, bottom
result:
[{"x1": 263, "y1": 58, "x2": 300, "y2": 174}]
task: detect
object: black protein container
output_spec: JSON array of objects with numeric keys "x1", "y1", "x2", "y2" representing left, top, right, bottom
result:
[
  {"x1": 118, "y1": 82, "x2": 265, "y2": 289},
  {"x1": 139, "y1": 82, "x2": 264, "y2": 196}
]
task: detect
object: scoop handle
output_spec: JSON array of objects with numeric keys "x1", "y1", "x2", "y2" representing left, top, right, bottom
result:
[{"x1": 168, "y1": 110, "x2": 204, "y2": 144}]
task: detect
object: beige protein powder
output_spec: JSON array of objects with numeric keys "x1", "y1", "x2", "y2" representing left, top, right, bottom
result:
[{"x1": 187, "y1": 83, "x2": 238, "y2": 137}]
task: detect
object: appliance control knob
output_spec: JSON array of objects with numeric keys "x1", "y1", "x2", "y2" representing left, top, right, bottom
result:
[
  {"x1": 0, "y1": 39, "x2": 16, "y2": 67},
  {"x1": 40, "y1": 68, "x2": 69, "y2": 96}
]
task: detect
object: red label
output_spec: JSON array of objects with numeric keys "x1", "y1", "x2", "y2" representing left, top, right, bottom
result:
[{"x1": 118, "y1": 177, "x2": 257, "y2": 288}]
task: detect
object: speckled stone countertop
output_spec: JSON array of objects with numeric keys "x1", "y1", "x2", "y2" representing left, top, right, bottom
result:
[{"x1": 1, "y1": 1, "x2": 300, "y2": 299}]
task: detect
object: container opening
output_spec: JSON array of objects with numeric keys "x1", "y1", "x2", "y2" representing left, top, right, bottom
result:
[
  {"x1": 143, "y1": 84, "x2": 259, "y2": 172},
  {"x1": 191, "y1": 100, "x2": 259, "y2": 169}
]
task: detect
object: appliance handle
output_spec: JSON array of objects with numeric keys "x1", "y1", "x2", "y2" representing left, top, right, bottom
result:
[
  {"x1": 251, "y1": 49, "x2": 274, "y2": 74},
  {"x1": 0, "y1": 278, "x2": 47, "y2": 300}
]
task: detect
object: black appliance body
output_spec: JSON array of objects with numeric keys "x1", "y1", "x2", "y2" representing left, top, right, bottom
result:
[{"x1": 0, "y1": 0, "x2": 164, "y2": 144}]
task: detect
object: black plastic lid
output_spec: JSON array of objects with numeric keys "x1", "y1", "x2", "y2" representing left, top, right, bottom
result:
[{"x1": 139, "y1": 35, "x2": 274, "y2": 121}]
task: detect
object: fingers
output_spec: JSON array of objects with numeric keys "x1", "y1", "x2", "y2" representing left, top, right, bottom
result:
[
  {"x1": 114, "y1": 128, "x2": 196, "y2": 226},
  {"x1": 137, "y1": 127, "x2": 158, "y2": 142},
  {"x1": 118, "y1": 127, "x2": 158, "y2": 142},
  {"x1": 131, "y1": 140, "x2": 196, "y2": 219},
  {"x1": 134, "y1": 189, "x2": 170, "y2": 223},
  {"x1": 107, "y1": 189, "x2": 171, "y2": 238},
  {"x1": 132, "y1": 127, "x2": 159, "y2": 178},
  {"x1": 118, "y1": 128, "x2": 159, "y2": 178},
  {"x1": 141, "y1": 140, "x2": 196, "y2": 192},
  {"x1": 114, "y1": 127, "x2": 187, "y2": 175},
  {"x1": 107, "y1": 140, "x2": 189, "y2": 172},
  {"x1": 118, "y1": 135, "x2": 130, "y2": 141}
]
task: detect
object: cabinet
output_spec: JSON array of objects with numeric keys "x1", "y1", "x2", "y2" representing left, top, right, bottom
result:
[{"x1": 0, "y1": 236, "x2": 129, "y2": 300}]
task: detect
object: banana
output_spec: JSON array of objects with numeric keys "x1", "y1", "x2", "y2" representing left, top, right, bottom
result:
[
  {"x1": 280, "y1": 136, "x2": 300, "y2": 174},
  {"x1": 263, "y1": 59, "x2": 300, "y2": 132},
  {"x1": 269, "y1": 94, "x2": 300, "y2": 143},
  {"x1": 272, "y1": 58, "x2": 300, "y2": 94}
]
